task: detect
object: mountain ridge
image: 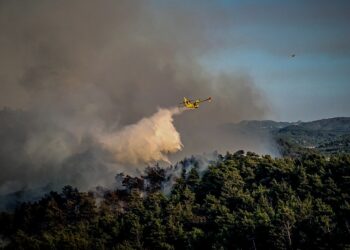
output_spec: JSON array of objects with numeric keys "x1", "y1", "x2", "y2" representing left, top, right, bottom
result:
[{"x1": 226, "y1": 117, "x2": 350, "y2": 156}]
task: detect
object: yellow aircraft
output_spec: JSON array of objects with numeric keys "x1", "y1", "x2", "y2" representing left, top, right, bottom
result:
[{"x1": 180, "y1": 97, "x2": 212, "y2": 109}]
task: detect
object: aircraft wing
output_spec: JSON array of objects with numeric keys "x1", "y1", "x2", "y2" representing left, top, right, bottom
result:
[{"x1": 198, "y1": 97, "x2": 212, "y2": 103}]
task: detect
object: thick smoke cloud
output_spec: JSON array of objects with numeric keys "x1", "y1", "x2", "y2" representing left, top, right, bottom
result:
[
  {"x1": 102, "y1": 108, "x2": 183, "y2": 165},
  {"x1": 0, "y1": 0, "x2": 271, "y2": 207}
]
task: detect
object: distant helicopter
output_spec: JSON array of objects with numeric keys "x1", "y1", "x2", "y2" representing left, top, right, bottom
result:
[{"x1": 180, "y1": 97, "x2": 212, "y2": 109}]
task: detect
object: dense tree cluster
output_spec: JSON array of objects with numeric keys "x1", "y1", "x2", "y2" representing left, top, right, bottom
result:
[{"x1": 1, "y1": 152, "x2": 350, "y2": 249}]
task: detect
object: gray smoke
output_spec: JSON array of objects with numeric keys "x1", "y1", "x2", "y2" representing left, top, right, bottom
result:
[{"x1": 0, "y1": 0, "x2": 272, "y2": 208}]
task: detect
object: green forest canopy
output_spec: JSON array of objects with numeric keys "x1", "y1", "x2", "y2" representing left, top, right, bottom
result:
[{"x1": 1, "y1": 151, "x2": 350, "y2": 249}]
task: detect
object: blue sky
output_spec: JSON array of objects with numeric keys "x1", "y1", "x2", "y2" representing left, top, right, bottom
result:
[{"x1": 199, "y1": 0, "x2": 350, "y2": 121}]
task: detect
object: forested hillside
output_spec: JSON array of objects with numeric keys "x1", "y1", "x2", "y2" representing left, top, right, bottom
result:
[
  {"x1": 1, "y1": 152, "x2": 349, "y2": 249},
  {"x1": 227, "y1": 117, "x2": 350, "y2": 156}
]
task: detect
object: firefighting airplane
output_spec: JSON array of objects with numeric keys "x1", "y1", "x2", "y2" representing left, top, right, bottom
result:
[{"x1": 180, "y1": 97, "x2": 212, "y2": 109}]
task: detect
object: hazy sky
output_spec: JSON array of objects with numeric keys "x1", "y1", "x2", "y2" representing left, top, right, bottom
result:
[
  {"x1": 200, "y1": 0, "x2": 350, "y2": 121},
  {"x1": 0, "y1": 0, "x2": 349, "y2": 123}
]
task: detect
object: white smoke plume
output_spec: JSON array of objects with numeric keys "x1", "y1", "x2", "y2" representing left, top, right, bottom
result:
[{"x1": 101, "y1": 107, "x2": 183, "y2": 165}]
